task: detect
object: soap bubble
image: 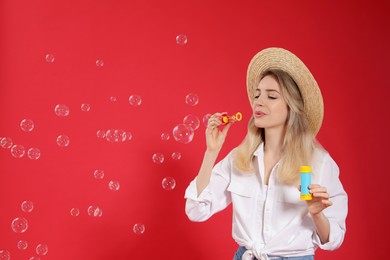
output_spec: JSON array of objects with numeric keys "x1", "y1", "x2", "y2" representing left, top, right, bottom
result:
[
  {"x1": 36, "y1": 244, "x2": 48, "y2": 256},
  {"x1": 29, "y1": 257, "x2": 40, "y2": 260},
  {"x1": 11, "y1": 217, "x2": 28, "y2": 233},
  {"x1": 27, "y1": 148, "x2": 41, "y2": 160},
  {"x1": 0, "y1": 250, "x2": 10, "y2": 260},
  {"x1": 116, "y1": 129, "x2": 127, "y2": 142},
  {"x1": 172, "y1": 124, "x2": 194, "y2": 144},
  {"x1": 183, "y1": 114, "x2": 200, "y2": 130},
  {"x1": 21, "y1": 201, "x2": 34, "y2": 213},
  {"x1": 96, "y1": 59, "x2": 104, "y2": 67},
  {"x1": 70, "y1": 208, "x2": 80, "y2": 217},
  {"x1": 126, "y1": 132, "x2": 132, "y2": 141},
  {"x1": 45, "y1": 54, "x2": 55, "y2": 63},
  {"x1": 110, "y1": 96, "x2": 117, "y2": 102},
  {"x1": 133, "y1": 223, "x2": 145, "y2": 234},
  {"x1": 54, "y1": 104, "x2": 70, "y2": 117},
  {"x1": 0, "y1": 137, "x2": 13, "y2": 149},
  {"x1": 176, "y1": 34, "x2": 188, "y2": 45},
  {"x1": 162, "y1": 177, "x2": 176, "y2": 191},
  {"x1": 87, "y1": 205, "x2": 103, "y2": 217},
  {"x1": 96, "y1": 130, "x2": 106, "y2": 139},
  {"x1": 93, "y1": 169, "x2": 105, "y2": 179},
  {"x1": 185, "y1": 93, "x2": 199, "y2": 106},
  {"x1": 172, "y1": 152, "x2": 182, "y2": 160},
  {"x1": 161, "y1": 133, "x2": 170, "y2": 141},
  {"x1": 108, "y1": 180, "x2": 120, "y2": 191},
  {"x1": 152, "y1": 153, "x2": 164, "y2": 164},
  {"x1": 56, "y1": 135, "x2": 70, "y2": 147},
  {"x1": 17, "y1": 240, "x2": 28, "y2": 250},
  {"x1": 20, "y1": 119, "x2": 35, "y2": 132},
  {"x1": 203, "y1": 113, "x2": 211, "y2": 127},
  {"x1": 81, "y1": 103, "x2": 91, "y2": 112},
  {"x1": 11, "y1": 144, "x2": 25, "y2": 158},
  {"x1": 106, "y1": 129, "x2": 126, "y2": 142},
  {"x1": 129, "y1": 95, "x2": 142, "y2": 107}
]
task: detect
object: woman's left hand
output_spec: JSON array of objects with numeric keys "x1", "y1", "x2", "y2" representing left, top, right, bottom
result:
[{"x1": 306, "y1": 184, "x2": 333, "y2": 216}]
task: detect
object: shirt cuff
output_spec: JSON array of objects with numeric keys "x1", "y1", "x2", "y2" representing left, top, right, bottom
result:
[
  {"x1": 314, "y1": 221, "x2": 344, "y2": 251},
  {"x1": 184, "y1": 178, "x2": 212, "y2": 203}
]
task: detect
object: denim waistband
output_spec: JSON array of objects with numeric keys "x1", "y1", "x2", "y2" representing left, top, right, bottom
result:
[{"x1": 234, "y1": 246, "x2": 314, "y2": 260}]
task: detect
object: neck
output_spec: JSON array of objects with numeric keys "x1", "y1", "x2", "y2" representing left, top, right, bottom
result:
[{"x1": 264, "y1": 127, "x2": 285, "y2": 156}]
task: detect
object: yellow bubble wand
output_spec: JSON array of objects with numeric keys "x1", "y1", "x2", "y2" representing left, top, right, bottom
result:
[{"x1": 221, "y1": 112, "x2": 243, "y2": 124}]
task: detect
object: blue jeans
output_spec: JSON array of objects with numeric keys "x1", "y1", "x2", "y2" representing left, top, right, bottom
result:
[{"x1": 234, "y1": 246, "x2": 314, "y2": 260}]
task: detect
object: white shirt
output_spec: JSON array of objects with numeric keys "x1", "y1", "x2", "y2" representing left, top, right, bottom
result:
[{"x1": 185, "y1": 143, "x2": 348, "y2": 259}]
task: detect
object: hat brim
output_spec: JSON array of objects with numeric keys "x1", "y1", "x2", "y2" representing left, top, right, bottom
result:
[{"x1": 246, "y1": 47, "x2": 324, "y2": 135}]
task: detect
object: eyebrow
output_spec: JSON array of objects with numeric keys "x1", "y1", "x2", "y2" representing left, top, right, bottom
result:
[{"x1": 255, "y1": 88, "x2": 281, "y2": 94}]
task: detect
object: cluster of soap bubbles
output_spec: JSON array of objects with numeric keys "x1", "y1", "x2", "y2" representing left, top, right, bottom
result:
[
  {"x1": 150, "y1": 153, "x2": 177, "y2": 190},
  {"x1": 1, "y1": 46, "x2": 203, "y2": 256},
  {"x1": 170, "y1": 93, "x2": 204, "y2": 144},
  {"x1": 93, "y1": 169, "x2": 121, "y2": 191},
  {"x1": 0, "y1": 118, "x2": 41, "y2": 159},
  {"x1": 152, "y1": 151, "x2": 182, "y2": 162},
  {"x1": 4, "y1": 201, "x2": 49, "y2": 259},
  {"x1": 71, "y1": 207, "x2": 146, "y2": 236},
  {"x1": 69, "y1": 168, "x2": 121, "y2": 219},
  {"x1": 96, "y1": 129, "x2": 132, "y2": 142}
]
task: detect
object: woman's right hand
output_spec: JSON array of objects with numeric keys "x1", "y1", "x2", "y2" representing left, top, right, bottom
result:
[{"x1": 205, "y1": 112, "x2": 233, "y2": 152}]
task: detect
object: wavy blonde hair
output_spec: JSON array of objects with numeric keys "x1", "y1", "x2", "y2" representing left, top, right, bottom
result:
[{"x1": 234, "y1": 69, "x2": 318, "y2": 184}]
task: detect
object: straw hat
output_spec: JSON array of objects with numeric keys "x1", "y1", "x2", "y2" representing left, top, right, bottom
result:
[{"x1": 246, "y1": 47, "x2": 324, "y2": 135}]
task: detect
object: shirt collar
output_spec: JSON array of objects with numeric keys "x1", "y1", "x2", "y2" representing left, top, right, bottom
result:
[{"x1": 253, "y1": 142, "x2": 264, "y2": 157}]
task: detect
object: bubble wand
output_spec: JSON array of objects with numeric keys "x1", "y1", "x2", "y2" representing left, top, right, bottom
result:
[{"x1": 221, "y1": 112, "x2": 243, "y2": 124}]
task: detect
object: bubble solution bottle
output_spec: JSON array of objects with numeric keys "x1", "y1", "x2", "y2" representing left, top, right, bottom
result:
[{"x1": 300, "y1": 166, "x2": 312, "y2": 200}]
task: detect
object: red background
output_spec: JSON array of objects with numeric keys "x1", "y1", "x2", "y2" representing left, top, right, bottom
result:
[{"x1": 1, "y1": 0, "x2": 389, "y2": 259}]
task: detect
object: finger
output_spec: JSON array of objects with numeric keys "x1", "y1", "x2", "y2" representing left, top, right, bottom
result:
[
  {"x1": 221, "y1": 121, "x2": 233, "y2": 135},
  {"x1": 309, "y1": 185, "x2": 327, "y2": 194},
  {"x1": 321, "y1": 200, "x2": 333, "y2": 206},
  {"x1": 312, "y1": 192, "x2": 329, "y2": 199},
  {"x1": 207, "y1": 116, "x2": 219, "y2": 129}
]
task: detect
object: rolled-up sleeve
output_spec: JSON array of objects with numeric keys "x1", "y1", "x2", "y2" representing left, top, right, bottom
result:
[
  {"x1": 314, "y1": 153, "x2": 348, "y2": 250},
  {"x1": 184, "y1": 154, "x2": 233, "y2": 222}
]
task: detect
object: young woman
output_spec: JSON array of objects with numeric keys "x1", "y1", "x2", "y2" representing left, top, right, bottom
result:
[{"x1": 185, "y1": 48, "x2": 348, "y2": 260}]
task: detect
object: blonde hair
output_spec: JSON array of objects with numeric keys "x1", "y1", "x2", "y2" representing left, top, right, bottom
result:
[{"x1": 234, "y1": 69, "x2": 317, "y2": 184}]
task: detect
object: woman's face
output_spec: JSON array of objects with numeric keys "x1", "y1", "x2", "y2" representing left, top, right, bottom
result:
[{"x1": 252, "y1": 75, "x2": 289, "y2": 132}]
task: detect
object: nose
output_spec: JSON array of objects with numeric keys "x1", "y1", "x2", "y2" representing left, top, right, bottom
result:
[{"x1": 254, "y1": 94, "x2": 265, "y2": 106}]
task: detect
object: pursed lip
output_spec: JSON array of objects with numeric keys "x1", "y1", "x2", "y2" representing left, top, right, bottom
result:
[{"x1": 254, "y1": 110, "x2": 266, "y2": 117}]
